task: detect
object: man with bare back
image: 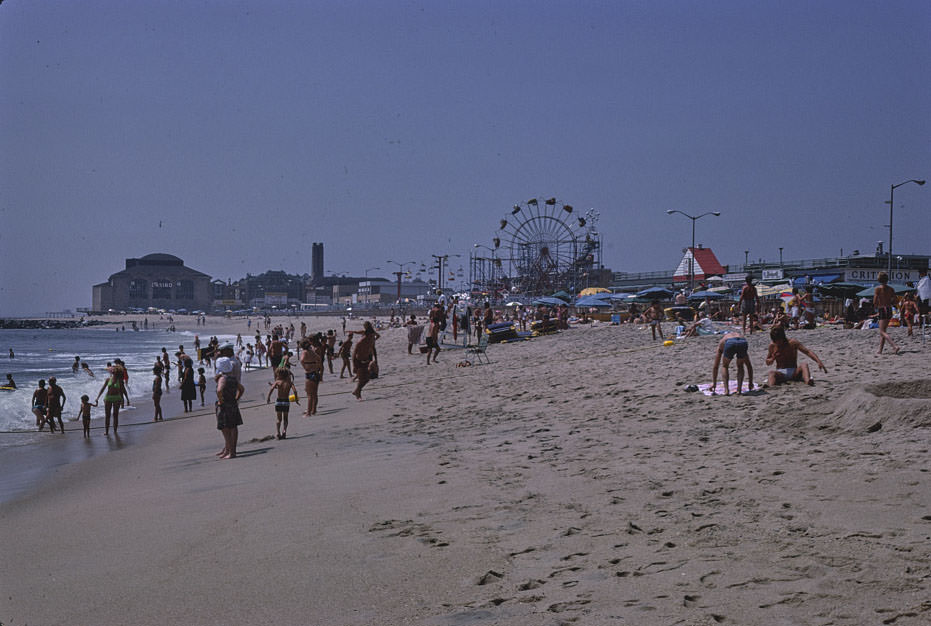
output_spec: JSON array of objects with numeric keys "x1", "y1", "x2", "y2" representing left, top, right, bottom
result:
[{"x1": 873, "y1": 272, "x2": 899, "y2": 354}]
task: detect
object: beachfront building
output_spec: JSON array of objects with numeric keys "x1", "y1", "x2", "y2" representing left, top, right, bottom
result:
[
  {"x1": 92, "y1": 253, "x2": 212, "y2": 313},
  {"x1": 611, "y1": 249, "x2": 931, "y2": 293},
  {"x1": 240, "y1": 271, "x2": 306, "y2": 310},
  {"x1": 672, "y1": 246, "x2": 727, "y2": 285}
]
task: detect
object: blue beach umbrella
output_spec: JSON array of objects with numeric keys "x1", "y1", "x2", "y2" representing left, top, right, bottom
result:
[
  {"x1": 574, "y1": 295, "x2": 612, "y2": 307},
  {"x1": 688, "y1": 290, "x2": 726, "y2": 301},
  {"x1": 636, "y1": 286, "x2": 673, "y2": 299}
]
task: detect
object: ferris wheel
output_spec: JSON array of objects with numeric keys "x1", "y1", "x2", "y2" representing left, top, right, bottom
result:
[{"x1": 492, "y1": 197, "x2": 601, "y2": 296}]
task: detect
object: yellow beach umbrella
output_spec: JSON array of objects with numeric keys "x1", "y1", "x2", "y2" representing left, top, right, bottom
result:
[{"x1": 579, "y1": 287, "x2": 611, "y2": 296}]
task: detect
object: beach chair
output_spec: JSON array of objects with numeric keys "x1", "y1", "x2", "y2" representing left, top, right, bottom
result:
[{"x1": 467, "y1": 332, "x2": 491, "y2": 365}]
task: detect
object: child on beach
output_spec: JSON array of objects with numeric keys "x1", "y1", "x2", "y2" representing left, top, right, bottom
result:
[
  {"x1": 266, "y1": 367, "x2": 299, "y2": 440},
  {"x1": 152, "y1": 367, "x2": 163, "y2": 422},
  {"x1": 78, "y1": 394, "x2": 96, "y2": 437},
  {"x1": 197, "y1": 367, "x2": 207, "y2": 406}
]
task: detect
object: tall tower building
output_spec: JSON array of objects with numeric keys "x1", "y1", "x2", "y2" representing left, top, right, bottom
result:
[{"x1": 311, "y1": 242, "x2": 324, "y2": 285}]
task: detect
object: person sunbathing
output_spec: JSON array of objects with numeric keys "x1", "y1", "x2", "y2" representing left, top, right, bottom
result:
[{"x1": 765, "y1": 326, "x2": 827, "y2": 386}]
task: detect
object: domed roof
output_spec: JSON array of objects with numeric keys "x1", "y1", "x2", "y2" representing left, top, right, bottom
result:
[{"x1": 139, "y1": 253, "x2": 183, "y2": 263}]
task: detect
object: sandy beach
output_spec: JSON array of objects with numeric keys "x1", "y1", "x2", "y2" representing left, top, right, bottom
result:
[{"x1": 2, "y1": 315, "x2": 929, "y2": 625}]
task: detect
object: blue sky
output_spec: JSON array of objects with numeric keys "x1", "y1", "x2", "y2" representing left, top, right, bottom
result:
[{"x1": 1, "y1": 0, "x2": 928, "y2": 315}]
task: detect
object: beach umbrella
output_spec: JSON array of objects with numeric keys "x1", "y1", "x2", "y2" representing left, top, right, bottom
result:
[
  {"x1": 532, "y1": 296, "x2": 567, "y2": 306},
  {"x1": 550, "y1": 290, "x2": 573, "y2": 302},
  {"x1": 574, "y1": 295, "x2": 612, "y2": 307},
  {"x1": 817, "y1": 282, "x2": 867, "y2": 297},
  {"x1": 578, "y1": 287, "x2": 610, "y2": 296},
  {"x1": 505, "y1": 301, "x2": 523, "y2": 307},
  {"x1": 688, "y1": 290, "x2": 725, "y2": 301},
  {"x1": 855, "y1": 283, "x2": 912, "y2": 298},
  {"x1": 636, "y1": 286, "x2": 673, "y2": 298},
  {"x1": 755, "y1": 283, "x2": 792, "y2": 297}
]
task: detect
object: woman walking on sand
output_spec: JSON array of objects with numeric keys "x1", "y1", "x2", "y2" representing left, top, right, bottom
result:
[
  {"x1": 180, "y1": 357, "x2": 196, "y2": 413},
  {"x1": 352, "y1": 322, "x2": 379, "y2": 400}
]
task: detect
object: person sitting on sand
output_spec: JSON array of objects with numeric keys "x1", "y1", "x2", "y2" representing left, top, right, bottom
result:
[
  {"x1": 873, "y1": 272, "x2": 900, "y2": 355},
  {"x1": 267, "y1": 367, "x2": 299, "y2": 440},
  {"x1": 711, "y1": 331, "x2": 754, "y2": 395},
  {"x1": 765, "y1": 326, "x2": 827, "y2": 387},
  {"x1": 682, "y1": 315, "x2": 712, "y2": 338},
  {"x1": 644, "y1": 300, "x2": 665, "y2": 340}
]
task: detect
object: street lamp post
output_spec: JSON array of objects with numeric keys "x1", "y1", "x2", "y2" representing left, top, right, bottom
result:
[
  {"x1": 666, "y1": 210, "x2": 721, "y2": 292},
  {"x1": 430, "y1": 254, "x2": 461, "y2": 292},
  {"x1": 887, "y1": 179, "x2": 926, "y2": 276},
  {"x1": 386, "y1": 260, "x2": 416, "y2": 304},
  {"x1": 473, "y1": 243, "x2": 497, "y2": 298}
]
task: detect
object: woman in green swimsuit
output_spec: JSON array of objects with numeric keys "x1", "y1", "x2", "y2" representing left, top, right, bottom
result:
[{"x1": 95, "y1": 365, "x2": 129, "y2": 435}]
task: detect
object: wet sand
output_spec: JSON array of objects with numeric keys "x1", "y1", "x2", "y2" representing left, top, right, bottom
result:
[{"x1": 1, "y1": 317, "x2": 929, "y2": 625}]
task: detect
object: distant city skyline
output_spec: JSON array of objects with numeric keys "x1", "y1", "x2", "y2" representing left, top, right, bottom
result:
[{"x1": 1, "y1": 1, "x2": 928, "y2": 315}]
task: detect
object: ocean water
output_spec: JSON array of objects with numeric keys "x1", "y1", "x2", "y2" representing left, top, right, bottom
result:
[{"x1": 0, "y1": 327, "x2": 234, "y2": 438}]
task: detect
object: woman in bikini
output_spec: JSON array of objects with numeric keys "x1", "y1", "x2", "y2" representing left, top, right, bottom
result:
[{"x1": 96, "y1": 364, "x2": 129, "y2": 435}]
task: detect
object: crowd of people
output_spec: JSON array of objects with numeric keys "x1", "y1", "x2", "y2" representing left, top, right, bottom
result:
[{"x1": 13, "y1": 269, "x2": 929, "y2": 455}]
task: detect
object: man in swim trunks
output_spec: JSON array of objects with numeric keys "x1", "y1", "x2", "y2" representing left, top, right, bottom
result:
[
  {"x1": 873, "y1": 272, "x2": 900, "y2": 355},
  {"x1": 710, "y1": 331, "x2": 754, "y2": 396},
  {"x1": 644, "y1": 300, "x2": 665, "y2": 341},
  {"x1": 738, "y1": 275, "x2": 759, "y2": 334},
  {"x1": 299, "y1": 336, "x2": 322, "y2": 416},
  {"x1": 269, "y1": 334, "x2": 284, "y2": 371},
  {"x1": 765, "y1": 326, "x2": 827, "y2": 386},
  {"x1": 46, "y1": 377, "x2": 66, "y2": 433}
]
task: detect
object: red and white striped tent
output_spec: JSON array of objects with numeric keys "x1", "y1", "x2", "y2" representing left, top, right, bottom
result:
[{"x1": 673, "y1": 247, "x2": 726, "y2": 283}]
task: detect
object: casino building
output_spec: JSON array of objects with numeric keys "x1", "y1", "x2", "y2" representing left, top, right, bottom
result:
[{"x1": 92, "y1": 253, "x2": 212, "y2": 313}]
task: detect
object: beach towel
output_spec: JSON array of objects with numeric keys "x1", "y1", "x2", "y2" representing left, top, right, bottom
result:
[{"x1": 697, "y1": 381, "x2": 742, "y2": 396}]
